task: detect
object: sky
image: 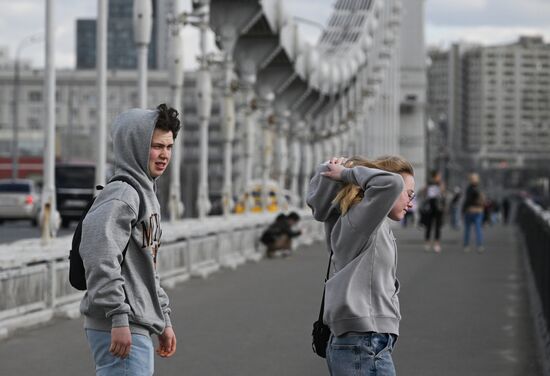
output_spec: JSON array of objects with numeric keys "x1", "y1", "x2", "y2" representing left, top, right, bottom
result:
[{"x1": 0, "y1": 0, "x2": 549, "y2": 69}]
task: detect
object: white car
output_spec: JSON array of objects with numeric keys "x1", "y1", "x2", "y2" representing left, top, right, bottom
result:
[{"x1": 0, "y1": 179, "x2": 40, "y2": 226}]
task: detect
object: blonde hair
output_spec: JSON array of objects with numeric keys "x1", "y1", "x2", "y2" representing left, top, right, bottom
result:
[
  {"x1": 468, "y1": 173, "x2": 480, "y2": 185},
  {"x1": 334, "y1": 155, "x2": 414, "y2": 215}
]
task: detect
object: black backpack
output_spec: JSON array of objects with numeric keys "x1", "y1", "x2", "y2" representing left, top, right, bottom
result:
[{"x1": 68, "y1": 175, "x2": 144, "y2": 291}]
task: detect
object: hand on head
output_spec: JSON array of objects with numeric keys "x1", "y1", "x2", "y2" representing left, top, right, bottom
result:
[{"x1": 321, "y1": 157, "x2": 349, "y2": 181}]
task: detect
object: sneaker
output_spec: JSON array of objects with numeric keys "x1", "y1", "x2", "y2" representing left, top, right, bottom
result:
[
  {"x1": 463, "y1": 246, "x2": 471, "y2": 253},
  {"x1": 477, "y1": 246, "x2": 484, "y2": 253},
  {"x1": 424, "y1": 244, "x2": 431, "y2": 252},
  {"x1": 434, "y1": 244, "x2": 441, "y2": 253}
]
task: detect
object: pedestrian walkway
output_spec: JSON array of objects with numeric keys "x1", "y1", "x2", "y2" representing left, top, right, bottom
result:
[{"x1": 0, "y1": 223, "x2": 543, "y2": 375}]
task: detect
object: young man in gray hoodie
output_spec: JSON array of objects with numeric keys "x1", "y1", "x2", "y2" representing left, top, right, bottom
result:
[{"x1": 80, "y1": 104, "x2": 179, "y2": 375}]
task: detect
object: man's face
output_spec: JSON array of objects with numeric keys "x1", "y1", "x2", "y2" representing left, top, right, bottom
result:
[{"x1": 148, "y1": 128, "x2": 174, "y2": 178}]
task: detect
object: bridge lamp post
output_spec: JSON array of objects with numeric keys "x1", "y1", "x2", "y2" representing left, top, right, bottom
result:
[
  {"x1": 167, "y1": 23, "x2": 185, "y2": 222},
  {"x1": 273, "y1": 108, "x2": 289, "y2": 195},
  {"x1": 95, "y1": 0, "x2": 108, "y2": 187},
  {"x1": 170, "y1": 1, "x2": 212, "y2": 220},
  {"x1": 300, "y1": 128, "x2": 313, "y2": 208},
  {"x1": 133, "y1": 0, "x2": 152, "y2": 108},
  {"x1": 41, "y1": 0, "x2": 60, "y2": 243},
  {"x1": 195, "y1": 1, "x2": 212, "y2": 220},
  {"x1": 219, "y1": 27, "x2": 237, "y2": 218},
  {"x1": 11, "y1": 34, "x2": 42, "y2": 180},
  {"x1": 240, "y1": 72, "x2": 257, "y2": 214},
  {"x1": 258, "y1": 91, "x2": 275, "y2": 212},
  {"x1": 288, "y1": 119, "x2": 303, "y2": 207}
]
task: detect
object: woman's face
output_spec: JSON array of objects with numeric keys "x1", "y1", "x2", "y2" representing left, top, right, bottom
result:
[{"x1": 388, "y1": 173, "x2": 415, "y2": 221}]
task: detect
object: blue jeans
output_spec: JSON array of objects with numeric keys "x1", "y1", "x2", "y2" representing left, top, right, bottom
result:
[
  {"x1": 326, "y1": 332, "x2": 397, "y2": 376},
  {"x1": 85, "y1": 329, "x2": 154, "y2": 376},
  {"x1": 463, "y1": 212, "x2": 483, "y2": 247}
]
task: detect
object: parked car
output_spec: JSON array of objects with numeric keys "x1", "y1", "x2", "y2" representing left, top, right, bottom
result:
[
  {"x1": 0, "y1": 179, "x2": 40, "y2": 226},
  {"x1": 55, "y1": 163, "x2": 96, "y2": 228}
]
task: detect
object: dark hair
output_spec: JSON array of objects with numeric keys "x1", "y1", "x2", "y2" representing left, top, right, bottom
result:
[
  {"x1": 287, "y1": 212, "x2": 300, "y2": 221},
  {"x1": 275, "y1": 213, "x2": 287, "y2": 223},
  {"x1": 429, "y1": 169, "x2": 441, "y2": 184},
  {"x1": 155, "y1": 103, "x2": 181, "y2": 139}
]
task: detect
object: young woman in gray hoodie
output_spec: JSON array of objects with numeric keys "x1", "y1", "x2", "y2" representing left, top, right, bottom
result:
[{"x1": 307, "y1": 155, "x2": 415, "y2": 376}]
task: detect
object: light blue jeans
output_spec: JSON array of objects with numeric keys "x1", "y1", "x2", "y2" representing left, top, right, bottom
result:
[
  {"x1": 463, "y1": 212, "x2": 483, "y2": 247},
  {"x1": 85, "y1": 329, "x2": 154, "y2": 376},
  {"x1": 326, "y1": 332, "x2": 397, "y2": 376}
]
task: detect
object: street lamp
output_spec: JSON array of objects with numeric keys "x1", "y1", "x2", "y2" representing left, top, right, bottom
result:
[
  {"x1": 239, "y1": 68, "x2": 257, "y2": 214},
  {"x1": 95, "y1": 0, "x2": 108, "y2": 187},
  {"x1": 169, "y1": 0, "x2": 212, "y2": 220},
  {"x1": 11, "y1": 33, "x2": 42, "y2": 179},
  {"x1": 133, "y1": 0, "x2": 152, "y2": 108},
  {"x1": 41, "y1": 0, "x2": 60, "y2": 242},
  {"x1": 167, "y1": 22, "x2": 185, "y2": 222},
  {"x1": 258, "y1": 90, "x2": 275, "y2": 212},
  {"x1": 218, "y1": 26, "x2": 237, "y2": 218}
]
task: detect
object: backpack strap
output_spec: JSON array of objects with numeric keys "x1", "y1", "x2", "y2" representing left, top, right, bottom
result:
[
  {"x1": 107, "y1": 175, "x2": 146, "y2": 264},
  {"x1": 108, "y1": 175, "x2": 145, "y2": 222}
]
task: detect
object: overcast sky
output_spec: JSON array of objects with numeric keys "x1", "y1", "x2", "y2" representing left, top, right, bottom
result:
[{"x1": 0, "y1": 0, "x2": 549, "y2": 69}]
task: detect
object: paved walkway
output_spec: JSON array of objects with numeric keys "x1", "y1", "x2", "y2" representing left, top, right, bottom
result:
[{"x1": 0, "y1": 223, "x2": 543, "y2": 375}]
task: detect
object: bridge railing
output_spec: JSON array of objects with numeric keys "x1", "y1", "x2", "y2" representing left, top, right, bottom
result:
[
  {"x1": 516, "y1": 199, "x2": 550, "y2": 375},
  {"x1": 0, "y1": 211, "x2": 323, "y2": 339}
]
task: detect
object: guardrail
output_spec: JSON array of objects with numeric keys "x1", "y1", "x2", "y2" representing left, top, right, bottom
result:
[
  {"x1": 516, "y1": 199, "x2": 550, "y2": 376},
  {"x1": 0, "y1": 211, "x2": 323, "y2": 339}
]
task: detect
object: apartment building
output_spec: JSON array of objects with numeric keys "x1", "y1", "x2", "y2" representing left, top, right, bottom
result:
[
  {"x1": 427, "y1": 36, "x2": 550, "y2": 189},
  {"x1": 465, "y1": 36, "x2": 550, "y2": 170},
  {"x1": 0, "y1": 68, "x2": 239, "y2": 217}
]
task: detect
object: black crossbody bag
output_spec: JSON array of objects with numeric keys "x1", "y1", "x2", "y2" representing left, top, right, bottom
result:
[{"x1": 311, "y1": 251, "x2": 333, "y2": 358}]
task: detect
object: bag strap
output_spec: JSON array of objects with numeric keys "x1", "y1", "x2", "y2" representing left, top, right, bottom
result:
[
  {"x1": 317, "y1": 250, "x2": 333, "y2": 323},
  {"x1": 316, "y1": 225, "x2": 374, "y2": 324},
  {"x1": 106, "y1": 175, "x2": 145, "y2": 263},
  {"x1": 108, "y1": 175, "x2": 145, "y2": 221}
]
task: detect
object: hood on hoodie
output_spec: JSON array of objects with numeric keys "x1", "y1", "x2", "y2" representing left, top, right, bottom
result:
[{"x1": 111, "y1": 108, "x2": 159, "y2": 185}]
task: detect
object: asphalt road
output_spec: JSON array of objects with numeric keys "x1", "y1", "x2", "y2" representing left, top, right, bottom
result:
[
  {"x1": 0, "y1": 223, "x2": 543, "y2": 375},
  {"x1": 0, "y1": 221, "x2": 75, "y2": 244}
]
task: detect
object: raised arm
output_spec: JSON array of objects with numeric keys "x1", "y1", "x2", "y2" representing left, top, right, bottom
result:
[
  {"x1": 340, "y1": 166, "x2": 403, "y2": 238},
  {"x1": 321, "y1": 161, "x2": 403, "y2": 243},
  {"x1": 306, "y1": 160, "x2": 345, "y2": 222}
]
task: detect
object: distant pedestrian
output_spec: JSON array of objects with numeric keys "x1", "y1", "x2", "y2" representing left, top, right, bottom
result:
[
  {"x1": 502, "y1": 197, "x2": 511, "y2": 224},
  {"x1": 80, "y1": 105, "x2": 179, "y2": 375},
  {"x1": 421, "y1": 170, "x2": 446, "y2": 253},
  {"x1": 449, "y1": 186, "x2": 462, "y2": 230},
  {"x1": 307, "y1": 155, "x2": 415, "y2": 376},
  {"x1": 462, "y1": 173, "x2": 486, "y2": 253}
]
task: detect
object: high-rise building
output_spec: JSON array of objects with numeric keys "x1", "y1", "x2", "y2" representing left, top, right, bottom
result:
[
  {"x1": 464, "y1": 36, "x2": 550, "y2": 170},
  {"x1": 400, "y1": 0, "x2": 427, "y2": 188},
  {"x1": 426, "y1": 43, "x2": 465, "y2": 187},
  {"x1": 76, "y1": 20, "x2": 96, "y2": 70},
  {"x1": 76, "y1": 0, "x2": 177, "y2": 70},
  {"x1": 427, "y1": 36, "x2": 550, "y2": 191}
]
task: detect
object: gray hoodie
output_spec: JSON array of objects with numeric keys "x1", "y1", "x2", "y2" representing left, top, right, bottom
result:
[
  {"x1": 307, "y1": 163, "x2": 403, "y2": 337},
  {"x1": 79, "y1": 108, "x2": 171, "y2": 336}
]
